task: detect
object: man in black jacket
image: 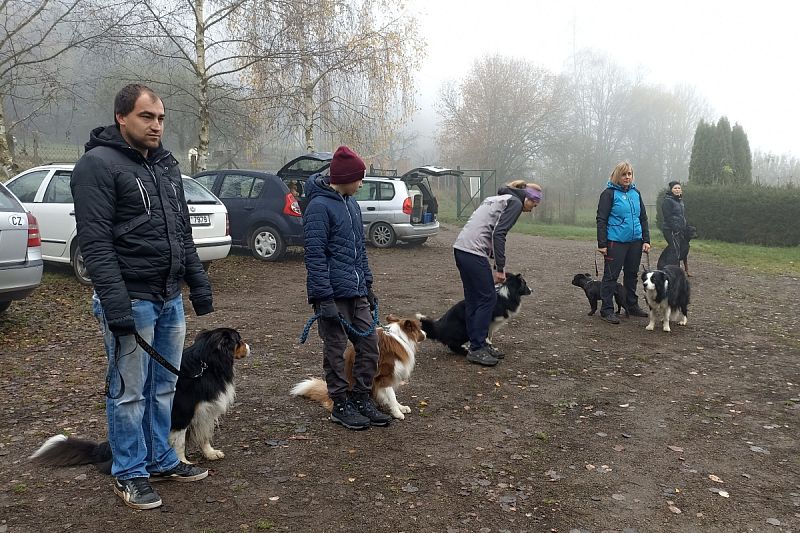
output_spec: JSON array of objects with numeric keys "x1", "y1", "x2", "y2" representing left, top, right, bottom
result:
[{"x1": 71, "y1": 84, "x2": 213, "y2": 510}]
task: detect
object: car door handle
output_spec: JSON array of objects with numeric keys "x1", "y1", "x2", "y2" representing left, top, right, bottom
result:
[
  {"x1": 367, "y1": 207, "x2": 376, "y2": 211},
  {"x1": 244, "y1": 206, "x2": 254, "y2": 210},
  {"x1": 69, "y1": 211, "x2": 75, "y2": 216}
]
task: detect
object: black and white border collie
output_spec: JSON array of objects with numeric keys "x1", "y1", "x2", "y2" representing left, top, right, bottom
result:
[
  {"x1": 30, "y1": 328, "x2": 249, "y2": 470},
  {"x1": 419, "y1": 273, "x2": 532, "y2": 355},
  {"x1": 290, "y1": 314, "x2": 426, "y2": 420},
  {"x1": 641, "y1": 265, "x2": 690, "y2": 332}
]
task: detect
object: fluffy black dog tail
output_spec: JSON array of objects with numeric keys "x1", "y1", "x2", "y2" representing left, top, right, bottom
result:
[
  {"x1": 416, "y1": 313, "x2": 439, "y2": 341},
  {"x1": 30, "y1": 435, "x2": 112, "y2": 473}
]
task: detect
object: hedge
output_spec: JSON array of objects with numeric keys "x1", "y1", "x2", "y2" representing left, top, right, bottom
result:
[{"x1": 654, "y1": 184, "x2": 800, "y2": 247}]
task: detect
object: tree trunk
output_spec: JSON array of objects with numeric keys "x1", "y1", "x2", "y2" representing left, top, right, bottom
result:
[
  {"x1": 0, "y1": 103, "x2": 14, "y2": 180},
  {"x1": 194, "y1": 0, "x2": 210, "y2": 171},
  {"x1": 300, "y1": 44, "x2": 314, "y2": 152}
]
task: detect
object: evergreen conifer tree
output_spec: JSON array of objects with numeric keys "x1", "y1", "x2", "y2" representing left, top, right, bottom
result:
[{"x1": 731, "y1": 123, "x2": 752, "y2": 183}]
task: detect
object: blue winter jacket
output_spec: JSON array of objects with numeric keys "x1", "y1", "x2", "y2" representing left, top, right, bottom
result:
[
  {"x1": 303, "y1": 174, "x2": 373, "y2": 303},
  {"x1": 596, "y1": 181, "x2": 650, "y2": 248}
]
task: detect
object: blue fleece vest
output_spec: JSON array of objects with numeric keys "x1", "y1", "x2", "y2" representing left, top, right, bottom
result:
[{"x1": 606, "y1": 182, "x2": 643, "y2": 243}]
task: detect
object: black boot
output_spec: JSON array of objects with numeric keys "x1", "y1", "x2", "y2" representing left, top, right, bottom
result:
[
  {"x1": 351, "y1": 394, "x2": 392, "y2": 427},
  {"x1": 626, "y1": 305, "x2": 649, "y2": 318},
  {"x1": 330, "y1": 397, "x2": 370, "y2": 430}
]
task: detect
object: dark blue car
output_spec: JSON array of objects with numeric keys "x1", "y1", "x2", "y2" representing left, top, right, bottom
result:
[{"x1": 192, "y1": 153, "x2": 331, "y2": 261}]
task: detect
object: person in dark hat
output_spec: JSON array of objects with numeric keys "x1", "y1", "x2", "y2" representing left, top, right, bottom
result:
[
  {"x1": 657, "y1": 180, "x2": 689, "y2": 271},
  {"x1": 302, "y1": 145, "x2": 391, "y2": 431}
]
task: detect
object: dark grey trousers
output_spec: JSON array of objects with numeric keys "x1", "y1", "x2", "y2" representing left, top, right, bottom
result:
[{"x1": 317, "y1": 297, "x2": 379, "y2": 402}]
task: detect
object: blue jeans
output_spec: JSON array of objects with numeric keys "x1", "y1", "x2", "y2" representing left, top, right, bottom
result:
[
  {"x1": 454, "y1": 249, "x2": 497, "y2": 351},
  {"x1": 92, "y1": 293, "x2": 186, "y2": 480}
]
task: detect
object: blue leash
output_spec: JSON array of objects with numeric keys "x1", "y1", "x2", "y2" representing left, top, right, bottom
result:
[{"x1": 299, "y1": 305, "x2": 380, "y2": 344}]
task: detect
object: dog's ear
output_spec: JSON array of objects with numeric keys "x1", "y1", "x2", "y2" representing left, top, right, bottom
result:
[{"x1": 385, "y1": 314, "x2": 399, "y2": 323}]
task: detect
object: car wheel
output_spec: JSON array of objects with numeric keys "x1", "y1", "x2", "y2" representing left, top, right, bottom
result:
[
  {"x1": 249, "y1": 225, "x2": 286, "y2": 261},
  {"x1": 404, "y1": 237, "x2": 428, "y2": 247},
  {"x1": 72, "y1": 246, "x2": 93, "y2": 286},
  {"x1": 0, "y1": 301, "x2": 11, "y2": 314},
  {"x1": 370, "y1": 222, "x2": 397, "y2": 248}
]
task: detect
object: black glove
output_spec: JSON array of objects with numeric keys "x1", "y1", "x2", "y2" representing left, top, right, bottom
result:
[
  {"x1": 316, "y1": 299, "x2": 339, "y2": 320},
  {"x1": 366, "y1": 287, "x2": 378, "y2": 311},
  {"x1": 192, "y1": 296, "x2": 215, "y2": 316},
  {"x1": 107, "y1": 317, "x2": 136, "y2": 338}
]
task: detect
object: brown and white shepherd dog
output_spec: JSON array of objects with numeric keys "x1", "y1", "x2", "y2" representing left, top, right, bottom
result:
[
  {"x1": 290, "y1": 314, "x2": 425, "y2": 420},
  {"x1": 30, "y1": 328, "x2": 249, "y2": 470}
]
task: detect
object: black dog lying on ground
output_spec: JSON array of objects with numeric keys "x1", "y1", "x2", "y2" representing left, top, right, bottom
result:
[
  {"x1": 419, "y1": 273, "x2": 532, "y2": 356},
  {"x1": 571, "y1": 273, "x2": 628, "y2": 316}
]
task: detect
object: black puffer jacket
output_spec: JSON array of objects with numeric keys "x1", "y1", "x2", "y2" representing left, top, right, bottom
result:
[
  {"x1": 71, "y1": 125, "x2": 212, "y2": 332},
  {"x1": 661, "y1": 192, "x2": 687, "y2": 233}
]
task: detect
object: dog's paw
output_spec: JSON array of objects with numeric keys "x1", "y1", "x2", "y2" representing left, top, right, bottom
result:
[
  {"x1": 399, "y1": 404, "x2": 411, "y2": 414},
  {"x1": 662, "y1": 325, "x2": 672, "y2": 333},
  {"x1": 679, "y1": 317, "x2": 688, "y2": 326},
  {"x1": 176, "y1": 454, "x2": 193, "y2": 464},
  {"x1": 645, "y1": 323, "x2": 655, "y2": 331},
  {"x1": 390, "y1": 410, "x2": 406, "y2": 420},
  {"x1": 587, "y1": 310, "x2": 595, "y2": 316},
  {"x1": 203, "y1": 448, "x2": 225, "y2": 460}
]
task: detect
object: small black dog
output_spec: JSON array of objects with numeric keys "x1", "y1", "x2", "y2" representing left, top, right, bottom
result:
[
  {"x1": 571, "y1": 273, "x2": 628, "y2": 316},
  {"x1": 419, "y1": 273, "x2": 532, "y2": 356}
]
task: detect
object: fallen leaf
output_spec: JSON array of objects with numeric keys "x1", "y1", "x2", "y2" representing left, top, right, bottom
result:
[
  {"x1": 268, "y1": 496, "x2": 279, "y2": 501},
  {"x1": 708, "y1": 474, "x2": 724, "y2": 483},
  {"x1": 348, "y1": 477, "x2": 355, "y2": 483},
  {"x1": 613, "y1": 444, "x2": 625, "y2": 452},
  {"x1": 766, "y1": 518, "x2": 781, "y2": 526},
  {"x1": 669, "y1": 505, "x2": 682, "y2": 514},
  {"x1": 668, "y1": 445, "x2": 684, "y2": 453}
]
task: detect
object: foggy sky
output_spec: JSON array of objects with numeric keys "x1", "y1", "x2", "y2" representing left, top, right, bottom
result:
[{"x1": 406, "y1": 0, "x2": 799, "y2": 156}]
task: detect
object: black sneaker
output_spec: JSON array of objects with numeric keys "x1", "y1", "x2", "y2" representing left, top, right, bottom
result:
[
  {"x1": 486, "y1": 344, "x2": 506, "y2": 359},
  {"x1": 600, "y1": 312, "x2": 621, "y2": 324},
  {"x1": 351, "y1": 394, "x2": 392, "y2": 427},
  {"x1": 626, "y1": 306, "x2": 649, "y2": 318},
  {"x1": 330, "y1": 399, "x2": 371, "y2": 430},
  {"x1": 114, "y1": 477, "x2": 162, "y2": 510},
  {"x1": 466, "y1": 346, "x2": 499, "y2": 367},
  {"x1": 150, "y1": 462, "x2": 208, "y2": 483}
]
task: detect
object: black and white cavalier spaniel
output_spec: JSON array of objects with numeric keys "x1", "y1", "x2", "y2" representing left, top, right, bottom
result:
[
  {"x1": 641, "y1": 265, "x2": 691, "y2": 332},
  {"x1": 30, "y1": 328, "x2": 249, "y2": 470}
]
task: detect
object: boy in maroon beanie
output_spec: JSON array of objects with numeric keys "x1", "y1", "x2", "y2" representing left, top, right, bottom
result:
[{"x1": 302, "y1": 146, "x2": 392, "y2": 430}]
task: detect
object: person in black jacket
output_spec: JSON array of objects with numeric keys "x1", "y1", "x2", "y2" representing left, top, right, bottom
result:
[
  {"x1": 71, "y1": 84, "x2": 213, "y2": 510},
  {"x1": 657, "y1": 181, "x2": 688, "y2": 270}
]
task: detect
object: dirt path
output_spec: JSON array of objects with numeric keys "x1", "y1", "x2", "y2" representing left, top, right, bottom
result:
[{"x1": 1, "y1": 225, "x2": 799, "y2": 532}]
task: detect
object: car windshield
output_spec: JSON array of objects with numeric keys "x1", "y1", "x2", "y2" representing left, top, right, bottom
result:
[{"x1": 183, "y1": 177, "x2": 219, "y2": 204}]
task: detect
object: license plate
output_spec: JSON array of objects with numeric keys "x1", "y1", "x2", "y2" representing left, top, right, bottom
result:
[{"x1": 190, "y1": 215, "x2": 210, "y2": 226}]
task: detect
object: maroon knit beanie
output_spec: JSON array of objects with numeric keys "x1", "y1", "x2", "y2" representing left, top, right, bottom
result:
[{"x1": 329, "y1": 146, "x2": 366, "y2": 184}]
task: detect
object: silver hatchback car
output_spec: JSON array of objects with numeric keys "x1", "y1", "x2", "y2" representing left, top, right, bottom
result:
[
  {"x1": 0, "y1": 181, "x2": 43, "y2": 314},
  {"x1": 281, "y1": 153, "x2": 460, "y2": 248}
]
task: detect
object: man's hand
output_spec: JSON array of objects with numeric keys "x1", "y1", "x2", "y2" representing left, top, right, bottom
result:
[
  {"x1": 642, "y1": 243, "x2": 651, "y2": 253},
  {"x1": 108, "y1": 318, "x2": 136, "y2": 338},
  {"x1": 597, "y1": 247, "x2": 608, "y2": 255},
  {"x1": 316, "y1": 299, "x2": 339, "y2": 320},
  {"x1": 493, "y1": 270, "x2": 506, "y2": 284},
  {"x1": 366, "y1": 287, "x2": 378, "y2": 311}
]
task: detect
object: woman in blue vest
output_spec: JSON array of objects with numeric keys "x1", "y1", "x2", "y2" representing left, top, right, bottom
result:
[{"x1": 596, "y1": 161, "x2": 651, "y2": 324}]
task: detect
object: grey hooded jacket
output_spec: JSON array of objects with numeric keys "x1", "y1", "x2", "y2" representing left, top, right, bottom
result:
[{"x1": 453, "y1": 186, "x2": 527, "y2": 272}]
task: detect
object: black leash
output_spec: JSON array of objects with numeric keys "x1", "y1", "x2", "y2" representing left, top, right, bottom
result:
[
  {"x1": 105, "y1": 333, "x2": 206, "y2": 399},
  {"x1": 594, "y1": 251, "x2": 601, "y2": 278}
]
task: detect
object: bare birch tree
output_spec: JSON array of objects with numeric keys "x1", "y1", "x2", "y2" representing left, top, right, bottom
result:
[
  {"x1": 238, "y1": 0, "x2": 424, "y2": 154},
  {"x1": 0, "y1": 0, "x2": 132, "y2": 177}
]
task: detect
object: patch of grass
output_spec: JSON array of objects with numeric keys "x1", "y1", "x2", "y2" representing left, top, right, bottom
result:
[
  {"x1": 12, "y1": 483, "x2": 27, "y2": 494},
  {"x1": 442, "y1": 216, "x2": 800, "y2": 276},
  {"x1": 256, "y1": 518, "x2": 274, "y2": 530},
  {"x1": 534, "y1": 431, "x2": 549, "y2": 441}
]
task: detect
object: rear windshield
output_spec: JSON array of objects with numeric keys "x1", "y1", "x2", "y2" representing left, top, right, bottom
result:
[
  {"x1": 183, "y1": 178, "x2": 220, "y2": 204},
  {"x1": 0, "y1": 184, "x2": 23, "y2": 212}
]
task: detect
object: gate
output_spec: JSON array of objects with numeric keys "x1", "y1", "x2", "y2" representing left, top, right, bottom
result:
[{"x1": 455, "y1": 168, "x2": 497, "y2": 219}]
